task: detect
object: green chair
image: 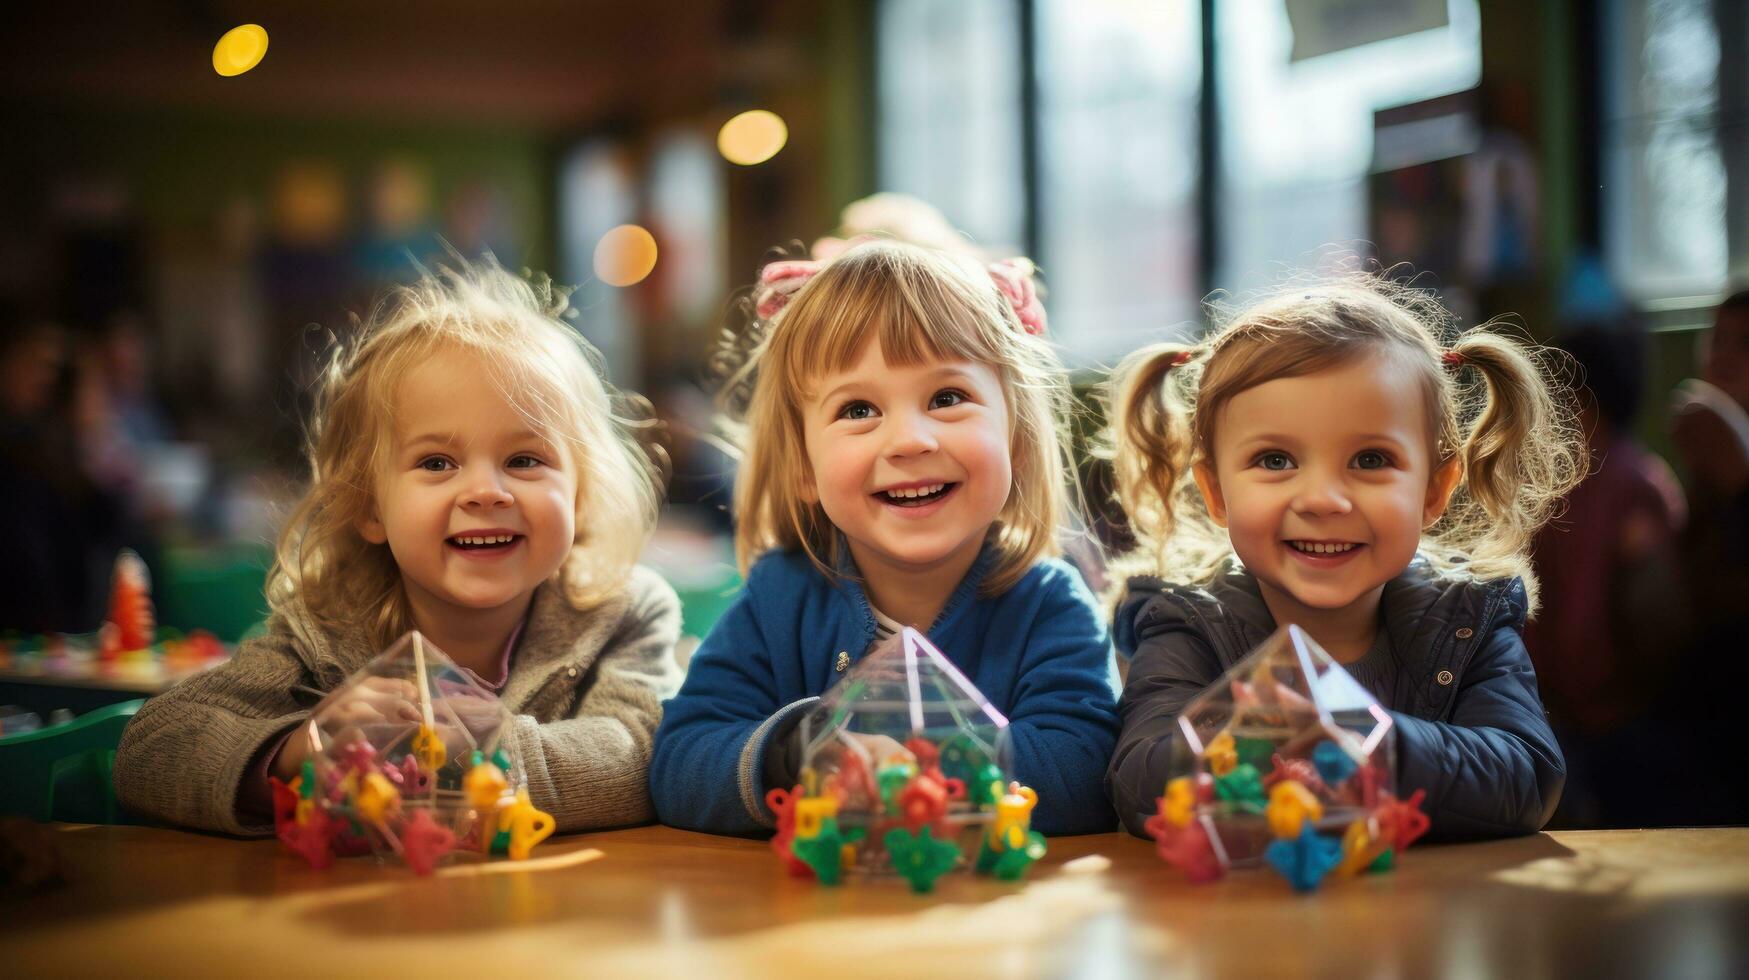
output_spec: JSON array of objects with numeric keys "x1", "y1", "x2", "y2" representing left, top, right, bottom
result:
[{"x1": 0, "y1": 699, "x2": 144, "y2": 824}]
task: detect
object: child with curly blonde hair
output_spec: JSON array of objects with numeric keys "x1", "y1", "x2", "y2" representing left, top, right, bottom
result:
[
  {"x1": 117, "y1": 257, "x2": 681, "y2": 835},
  {"x1": 651, "y1": 239, "x2": 1118, "y2": 836},
  {"x1": 1104, "y1": 275, "x2": 1584, "y2": 841}
]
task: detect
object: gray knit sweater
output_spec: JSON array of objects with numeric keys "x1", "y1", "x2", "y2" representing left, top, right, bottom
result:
[{"x1": 114, "y1": 566, "x2": 682, "y2": 837}]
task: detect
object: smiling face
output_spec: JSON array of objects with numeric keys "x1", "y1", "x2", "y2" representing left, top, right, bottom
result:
[
  {"x1": 357, "y1": 345, "x2": 578, "y2": 623},
  {"x1": 1192, "y1": 352, "x2": 1459, "y2": 623},
  {"x1": 800, "y1": 339, "x2": 1012, "y2": 581}
]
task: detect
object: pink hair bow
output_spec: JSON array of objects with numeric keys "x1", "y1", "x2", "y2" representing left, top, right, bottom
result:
[{"x1": 754, "y1": 254, "x2": 1048, "y2": 336}]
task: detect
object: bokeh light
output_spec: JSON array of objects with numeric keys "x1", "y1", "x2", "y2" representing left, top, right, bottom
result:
[
  {"x1": 716, "y1": 110, "x2": 788, "y2": 166},
  {"x1": 212, "y1": 24, "x2": 270, "y2": 77},
  {"x1": 593, "y1": 224, "x2": 659, "y2": 287}
]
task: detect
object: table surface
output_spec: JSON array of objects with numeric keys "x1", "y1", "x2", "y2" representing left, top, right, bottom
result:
[{"x1": 5, "y1": 824, "x2": 1746, "y2": 978}]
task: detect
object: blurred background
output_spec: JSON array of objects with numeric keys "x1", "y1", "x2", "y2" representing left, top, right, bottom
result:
[{"x1": 0, "y1": 0, "x2": 1744, "y2": 828}]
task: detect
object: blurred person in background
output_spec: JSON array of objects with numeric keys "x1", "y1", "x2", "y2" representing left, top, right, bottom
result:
[
  {"x1": 1667, "y1": 289, "x2": 1749, "y2": 824},
  {"x1": 0, "y1": 301, "x2": 129, "y2": 633},
  {"x1": 1526, "y1": 317, "x2": 1688, "y2": 827}
]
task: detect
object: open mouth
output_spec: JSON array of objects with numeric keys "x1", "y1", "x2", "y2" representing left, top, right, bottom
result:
[
  {"x1": 1286, "y1": 540, "x2": 1362, "y2": 556},
  {"x1": 446, "y1": 532, "x2": 523, "y2": 552},
  {"x1": 873, "y1": 482, "x2": 957, "y2": 507}
]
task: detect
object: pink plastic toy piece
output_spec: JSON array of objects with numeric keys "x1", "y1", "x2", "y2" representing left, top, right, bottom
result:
[
  {"x1": 401, "y1": 808, "x2": 458, "y2": 876},
  {"x1": 1373, "y1": 788, "x2": 1431, "y2": 851},
  {"x1": 337, "y1": 740, "x2": 378, "y2": 775},
  {"x1": 399, "y1": 754, "x2": 432, "y2": 794}
]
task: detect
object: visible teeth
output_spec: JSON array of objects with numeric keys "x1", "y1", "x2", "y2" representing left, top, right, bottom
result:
[
  {"x1": 455, "y1": 534, "x2": 515, "y2": 545},
  {"x1": 885, "y1": 483, "x2": 945, "y2": 500},
  {"x1": 1291, "y1": 541, "x2": 1356, "y2": 555}
]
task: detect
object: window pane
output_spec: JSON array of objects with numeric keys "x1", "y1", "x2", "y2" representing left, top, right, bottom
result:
[
  {"x1": 1605, "y1": 0, "x2": 1727, "y2": 300},
  {"x1": 1037, "y1": 0, "x2": 1202, "y2": 360},
  {"x1": 1217, "y1": 0, "x2": 1481, "y2": 294},
  {"x1": 877, "y1": 0, "x2": 1026, "y2": 251}
]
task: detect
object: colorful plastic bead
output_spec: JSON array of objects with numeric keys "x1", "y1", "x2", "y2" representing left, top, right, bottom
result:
[
  {"x1": 886, "y1": 826, "x2": 961, "y2": 894},
  {"x1": 1264, "y1": 823, "x2": 1342, "y2": 893},
  {"x1": 1312, "y1": 740, "x2": 1357, "y2": 786},
  {"x1": 1265, "y1": 779, "x2": 1324, "y2": 840}
]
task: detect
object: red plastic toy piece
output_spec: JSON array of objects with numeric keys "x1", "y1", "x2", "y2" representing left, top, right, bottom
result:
[
  {"x1": 1373, "y1": 788, "x2": 1430, "y2": 851},
  {"x1": 279, "y1": 808, "x2": 338, "y2": 870},
  {"x1": 398, "y1": 755, "x2": 432, "y2": 795},
  {"x1": 338, "y1": 740, "x2": 378, "y2": 775},
  {"x1": 765, "y1": 786, "x2": 815, "y2": 878},
  {"x1": 1144, "y1": 810, "x2": 1224, "y2": 883},
  {"x1": 100, "y1": 550, "x2": 155, "y2": 659},
  {"x1": 269, "y1": 776, "x2": 300, "y2": 832},
  {"x1": 1263, "y1": 753, "x2": 1325, "y2": 794},
  {"x1": 400, "y1": 808, "x2": 458, "y2": 876}
]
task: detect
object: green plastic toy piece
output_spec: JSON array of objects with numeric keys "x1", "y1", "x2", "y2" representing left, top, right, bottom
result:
[
  {"x1": 1214, "y1": 763, "x2": 1266, "y2": 814},
  {"x1": 1368, "y1": 848, "x2": 1395, "y2": 873},
  {"x1": 886, "y1": 826, "x2": 961, "y2": 894},
  {"x1": 975, "y1": 830, "x2": 1047, "y2": 881},
  {"x1": 966, "y1": 763, "x2": 1006, "y2": 808},
  {"x1": 876, "y1": 763, "x2": 915, "y2": 816},
  {"x1": 790, "y1": 819, "x2": 864, "y2": 885},
  {"x1": 300, "y1": 758, "x2": 317, "y2": 799}
]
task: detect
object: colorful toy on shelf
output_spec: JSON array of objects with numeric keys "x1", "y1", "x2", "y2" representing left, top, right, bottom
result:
[
  {"x1": 99, "y1": 550, "x2": 155, "y2": 660},
  {"x1": 1143, "y1": 625, "x2": 1428, "y2": 893},
  {"x1": 271, "y1": 631, "x2": 552, "y2": 875},
  {"x1": 773, "y1": 627, "x2": 1046, "y2": 892}
]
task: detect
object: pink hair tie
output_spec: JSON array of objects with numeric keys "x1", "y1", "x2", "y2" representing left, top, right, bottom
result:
[
  {"x1": 1442, "y1": 350, "x2": 1465, "y2": 367},
  {"x1": 987, "y1": 258, "x2": 1047, "y2": 336},
  {"x1": 753, "y1": 259, "x2": 825, "y2": 320},
  {"x1": 1166, "y1": 351, "x2": 1193, "y2": 368}
]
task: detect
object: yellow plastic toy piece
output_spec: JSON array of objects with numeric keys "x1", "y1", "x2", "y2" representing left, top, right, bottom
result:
[
  {"x1": 794, "y1": 795, "x2": 840, "y2": 840},
  {"x1": 353, "y1": 772, "x2": 402, "y2": 825},
  {"x1": 1266, "y1": 779, "x2": 1324, "y2": 840},
  {"x1": 988, "y1": 782, "x2": 1039, "y2": 850},
  {"x1": 464, "y1": 760, "x2": 509, "y2": 809},
  {"x1": 412, "y1": 725, "x2": 447, "y2": 772},
  {"x1": 1337, "y1": 817, "x2": 1389, "y2": 877},
  {"x1": 1161, "y1": 776, "x2": 1197, "y2": 828},
  {"x1": 295, "y1": 798, "x2": 316, "y2": 825},
  {"x1": 496, "y1": 789, "x2": 555, "y2": 860},
  {"x1": 1204, "y1": 732, "x2": 1238, "y2": 776}
]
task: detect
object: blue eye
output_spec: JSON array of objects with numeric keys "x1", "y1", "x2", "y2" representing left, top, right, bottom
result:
[
  {"x1": 1353, "y1": 450, "x2": 1391, "y2": 470},
  {"x1": 1255, "y1": 451, "x2": 1294, "y2": 471},
  {"x1": 838, "y1": 400, "x2": 877, "y2": 421},
  {"x1": 929, "y1": 389, "x2": 967, "y2": 410},
  {"x1": 507, "y1": 454, "x2": 543, "y2": 469},
  {"x1": 418, "y1": 456, "x2": 454, "y2": 473}
]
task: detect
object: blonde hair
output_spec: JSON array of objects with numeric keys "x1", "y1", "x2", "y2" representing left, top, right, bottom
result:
[
  {"x1": 719, "y1": 239, "x2": 1074, "y2": 596},
  {"x1": 1105, "y1": 274, "x2": 1584, "y2": 613},
  {"x1": 268, "y1": 256, "x2": 665, "y2": 649}
]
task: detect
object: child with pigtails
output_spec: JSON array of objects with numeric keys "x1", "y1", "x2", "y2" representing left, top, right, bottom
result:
[{"x1": 1102, "y1": 276, "x2": 1585, "y2": 841}]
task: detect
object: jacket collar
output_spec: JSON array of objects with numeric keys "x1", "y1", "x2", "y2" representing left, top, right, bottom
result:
[
  {"x1": 828, "y1": 533, "x2": 1001, "y2": 652},
  {"x1": 1120, "y1": 556, "x2": 1514, "y2": 676}
]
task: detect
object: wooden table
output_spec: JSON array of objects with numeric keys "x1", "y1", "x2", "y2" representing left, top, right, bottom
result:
[{"x1": 4, "y1": 825, "x2": 1746, "y2": 978}]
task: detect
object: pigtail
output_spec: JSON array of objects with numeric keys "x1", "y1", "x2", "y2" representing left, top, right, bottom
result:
[
  {"x1": 1107, "y1": 343, "x2": 1201, "y2": 576},
  {"x1": 1439, "y1": 329, "x2": 1585, "y2": 611}
]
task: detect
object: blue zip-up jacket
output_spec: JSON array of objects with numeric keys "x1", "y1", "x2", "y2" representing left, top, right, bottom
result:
[
  {"x1": 1108, "y1": 559, "x2": 1565, "y2": 842},
  {"x1": 651, "y1": 546, "x2": 1121, "y2": 837}
]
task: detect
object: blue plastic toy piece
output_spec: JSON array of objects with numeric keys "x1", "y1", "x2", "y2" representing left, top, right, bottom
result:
[
  {"x1": 1311, "y1": 740, "x2": 1357, "y2": 787},
  {"x1": 1265, "y1": 823, "x2": 1343, "y2": 893}
]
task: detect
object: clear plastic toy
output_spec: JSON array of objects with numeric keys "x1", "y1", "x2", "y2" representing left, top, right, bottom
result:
[
  {"x1": 272, "y1": 631, "x2": 553, "y2": 874},
  {"x1": 767, "y1": 627, "x2": 1045, "y2": 893},
  {"x1": 1145, "y1": 625, "x2": 1428, "y2": 892}
]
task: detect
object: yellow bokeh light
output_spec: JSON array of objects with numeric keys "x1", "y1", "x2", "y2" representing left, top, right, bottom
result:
[
  {"x1": 717, "y1": 110, "x2": 789, "y2": 166},
  {"x1": 593, "y1": 225, "x2": 659, "y2": 287},
  {"x1": 213, "y1": 24, "x2": 269, "y2": 77}
]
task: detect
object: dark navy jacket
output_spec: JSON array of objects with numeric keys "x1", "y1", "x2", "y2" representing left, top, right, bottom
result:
[
  {"x1": 651, "y1": 546, "x2": 1121, "y2": 837},
  {"x1": 1107, "y1": 559, "x2": 1565, "y2": 842}
]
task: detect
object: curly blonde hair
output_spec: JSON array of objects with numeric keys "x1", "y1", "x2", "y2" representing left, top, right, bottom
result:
[
  {"x1": 718, "y1": 239, "x2": 1076, "y2": 596},
  {"x1": 1105, "y1": 273, "x2": 1584, "y2": 613},
  {"x1": 268, "y1": 256, "x2": 665, "y2": 649}
]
